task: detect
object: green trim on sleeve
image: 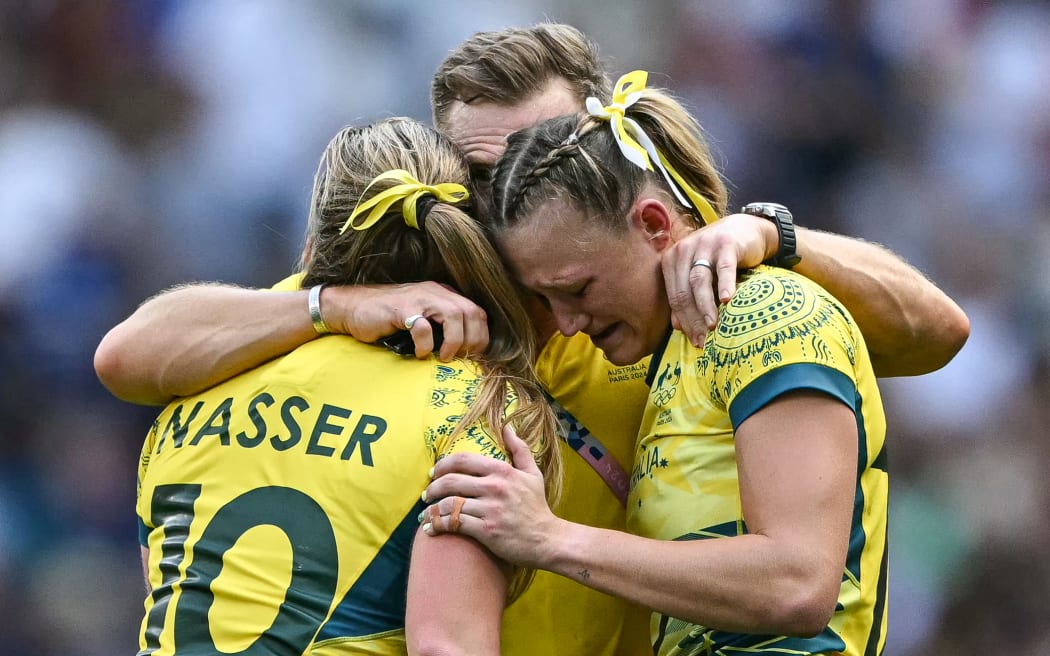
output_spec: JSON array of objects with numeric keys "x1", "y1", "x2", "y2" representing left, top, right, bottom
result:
[
  {"x1": 728, "y1": 363, "x2": 856, "y2": 429},
  {"x1": 138, "y1": 517, "x2": 151, "y2": 547}
]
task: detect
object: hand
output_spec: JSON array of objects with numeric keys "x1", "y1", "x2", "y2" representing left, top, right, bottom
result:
[
  {"x1": 661, "y1": 213, "x2": 776, "y2": 347},
  {"x1": 421, "y1": 426, "x2": 559, "y2": 569},
  {"x1": 323, "y1": 281, "x2": 489, "y2": 361}
]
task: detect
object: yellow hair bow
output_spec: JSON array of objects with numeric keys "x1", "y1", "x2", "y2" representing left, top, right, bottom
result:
[
  {"x1": 585, "y1": 71, "x2": 719, "y2": 226},
  {"x1": 339, "y1": 169, "x2": 470, "y2": 233}
]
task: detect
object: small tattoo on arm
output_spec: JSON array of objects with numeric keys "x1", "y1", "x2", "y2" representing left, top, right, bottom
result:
[{"x1": 576, "y1": 568, "x2": 590, "y2": 581}]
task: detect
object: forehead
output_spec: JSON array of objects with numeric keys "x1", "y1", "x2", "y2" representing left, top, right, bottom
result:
[
  {"x1": 443, "y1": 78, "x2": 582, "y2": 168},
  {"x1": 497, "y1": 198, "x2": 615, "y2": 290}
]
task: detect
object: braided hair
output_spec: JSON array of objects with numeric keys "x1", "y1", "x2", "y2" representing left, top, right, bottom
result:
[{"x1": 490, "y1": 85, "x2": 727, "y2": 236}]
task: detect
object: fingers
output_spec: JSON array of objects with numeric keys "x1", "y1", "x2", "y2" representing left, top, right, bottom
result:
[
  {"x1": 448, "y1": 495, "x2": 466, "y2": 532},
  {"x1": 421, "y1": 498, "x2": 485, "y2": 539},
  {"x1": 421, "y1": 498, "x2": 470, "y2": 533},
  {"x1": 661, "y1": 241, "x2": 717, "y2": 348},
  {"x1": 424, "y1": 471, "x2": 496, "y2": 504},
  {"x1": 661, "y1": 219, "x2": 765, "y2": 347},
  {"x1": 333, "y1": 281, "x2": 489, "y2": 359},
  {"x1": 418, "y1": 495, "x2": 480, "y2": 533},
  {"x1": 431, "y1": 451, "x2": 511, "y2": 480},
  {"x1": 503, "y1": 425, "x2": 541, "y2": 476},
  {"x1": 403, "y1": 283, "x2": 489, "y2": 362}
]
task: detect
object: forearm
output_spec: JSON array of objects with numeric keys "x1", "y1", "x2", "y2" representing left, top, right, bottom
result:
[
  {"x1": 95, "y1": 283, "x2": 317, "y2": 405},
  {"x1": 792, "y1": 227, "x2": 969, "y2": 376},
  {"x1": 543, "y1": 520, "x2": 834, "y2": 636}
]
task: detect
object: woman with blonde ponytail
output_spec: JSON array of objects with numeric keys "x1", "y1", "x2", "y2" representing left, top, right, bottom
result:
[
  {"x1": 424, "y1": 73, "x2": 890, "y2": 656},
  {"x1": 133, "y1": 117, "x2": 560, "y2": 656}
]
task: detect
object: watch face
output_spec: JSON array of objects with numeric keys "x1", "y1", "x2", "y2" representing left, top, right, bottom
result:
[
  {"x1": 743, "y1": 202, "x2": 791, "y2": 220},
  {"x1": 742, "y1": 203, "x2": 772, "y2": 217}
]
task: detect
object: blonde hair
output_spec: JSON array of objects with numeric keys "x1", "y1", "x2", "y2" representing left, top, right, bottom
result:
[
  {"x1": 491, "y1": 85, "x2": 727, "y2": 234},
  {"x1": 431, "y1": 22, "x2": 611, "y2": 132},
  {"x1": 301, "y1": 117, "x2": 561, "y2": 601}
]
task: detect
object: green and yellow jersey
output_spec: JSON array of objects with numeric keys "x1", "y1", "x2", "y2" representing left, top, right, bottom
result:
[
  {"x1": 629, "y1": 267, "x2": 888, "y2": 656},
  {"x1": 268, "y1": 275, "x2": 655, "y2": 655},
  {"x1": 510, "y1": 331, "x2": 653, "y2": 656},
  {"x1": 136, "y1": 335, "x2": 509, "y2": 655}
]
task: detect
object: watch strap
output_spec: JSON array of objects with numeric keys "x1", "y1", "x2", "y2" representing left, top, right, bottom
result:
[{"x1": 742, "y1": 202, "x2": 801, "y2": 269}]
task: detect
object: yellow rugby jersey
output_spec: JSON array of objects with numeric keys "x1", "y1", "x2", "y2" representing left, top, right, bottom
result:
[
  {"x1": 503, "y1": 332, "x2": 653, "y2": 656},
  {"x1": 267, "y1": 275, "x2": 652, "y2": 655},
  {"x1": 136, "y1": 336, "x2": 509, "y2": 656},
  {"x1": 629, "y1": 267, "x2": 888, "y2": 656}
]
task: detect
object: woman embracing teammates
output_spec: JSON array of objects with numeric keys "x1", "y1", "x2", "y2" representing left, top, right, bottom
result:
[
  {"x1": 424, "y1": 71, "x2": 890, "y2": 655},
  {"x1": 135, "y1": 118, "x2": 561, "y2": 656}
]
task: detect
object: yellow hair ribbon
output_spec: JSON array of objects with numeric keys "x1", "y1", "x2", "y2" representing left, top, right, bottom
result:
[
  {"x1": 585, "y1": 70, "x2": 720, "y2": 225},
  {"x1": 339, "y1": 169, "x2": 469, "y2": 233},
  {"x1": 658, "y1": 152, "x2": 720, "y2": 226}
]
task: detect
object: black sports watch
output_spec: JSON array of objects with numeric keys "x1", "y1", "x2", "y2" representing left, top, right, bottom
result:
[{"x1": 741, "y1": 202, "x2": 802, "y2": 269}]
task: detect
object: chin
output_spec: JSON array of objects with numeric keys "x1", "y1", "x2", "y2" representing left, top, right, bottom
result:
[{"x1": 596, "y1": 342, "x2": 647, "y2": 367}]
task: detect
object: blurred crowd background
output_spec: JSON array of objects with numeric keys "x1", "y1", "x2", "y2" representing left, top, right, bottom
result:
[{"x1": 0, "y1": 0, "x2": 1047, "y2": 653}]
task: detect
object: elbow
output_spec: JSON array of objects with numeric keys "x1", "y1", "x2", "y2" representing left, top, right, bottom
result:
[
  {"x1": 938, "y1": 306, "x2": 971, "y2": 366},
  {"x1": 94, "y1": 327, "x2": 169, "y2": 406},
  {"x1": 762, "y1": 577, "x2": 839, "y2": 637},
  {"x1": 914, "y1": 303, "x2": 972, "y2": 375},
  {"x1": 872, "y1": 303, "x2": 972, "y2": 377},
  {"x1": 94, "y1": 328, "x2": 131, "y2": 398}
]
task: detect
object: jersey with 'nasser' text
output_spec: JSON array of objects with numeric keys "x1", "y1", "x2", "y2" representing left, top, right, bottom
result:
[{"x1": 136, "y1": 335, "x2": 509, "y2": 655}]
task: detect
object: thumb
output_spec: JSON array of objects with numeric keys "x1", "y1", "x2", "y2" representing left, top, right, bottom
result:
[{"x1": 503, "y1": 424, "x2": 541, "y2": 476}]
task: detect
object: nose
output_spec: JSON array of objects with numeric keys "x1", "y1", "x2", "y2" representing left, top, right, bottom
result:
[{"x1": 548, "y1": 298, "x2": 587, "y2": 337}]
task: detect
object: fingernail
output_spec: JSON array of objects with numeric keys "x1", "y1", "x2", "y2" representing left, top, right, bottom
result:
[
  {"x1": 421, "y1": 489, "x2": 428, "y2": 503},
  {"x1": 422, "y1": 523, "x2": 433, "y2": 534},
  {"x1": 427, "y1": 466, "x2": 434, "y2": 478},
  {"x1": 417, "y1": 510, "x2": 425, "y2": 524}
]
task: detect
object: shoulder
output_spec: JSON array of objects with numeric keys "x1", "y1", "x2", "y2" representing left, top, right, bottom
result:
[{"x1": 714, "y1": 266, "x2": 855, "y2": 348}]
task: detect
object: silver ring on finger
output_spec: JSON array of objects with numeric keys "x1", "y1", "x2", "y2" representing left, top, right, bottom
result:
[
  {"x1": 403, "y1": 313, "x2": 425, "y2": 330},
  {"x1": 691, "y1": 258, "x2": 713, "y2": 272}
]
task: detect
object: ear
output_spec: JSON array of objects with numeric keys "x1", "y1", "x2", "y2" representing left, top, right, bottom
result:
[{"x1": 630, "y1": 198, "x2": 674, "y2": 251}]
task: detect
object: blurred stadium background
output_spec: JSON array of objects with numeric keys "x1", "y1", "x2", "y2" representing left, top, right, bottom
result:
[{"x1": 0, "y1": 1, "x2": 1047, "y2": 653}]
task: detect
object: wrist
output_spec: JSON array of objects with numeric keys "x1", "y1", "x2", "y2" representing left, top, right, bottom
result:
[
  {"x1": 741, "y1": 202, "x2": 802, "y2": 269},
  {"x1": 308, "y1": 284, "x2": 331, "y2": 335},
  {"x1": 543, "y1": 518, "x2": 595, "y2": 576},
  {"x1": 319, "y1": 285, "x2": 357, "y2": 336}
]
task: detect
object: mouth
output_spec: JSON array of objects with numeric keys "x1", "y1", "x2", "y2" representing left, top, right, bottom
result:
[{"x1": 588, "y1": 323, "x2": 620, "y2": 348}]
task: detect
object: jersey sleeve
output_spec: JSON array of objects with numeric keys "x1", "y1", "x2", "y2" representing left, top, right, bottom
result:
[
  {"x1": 269, "y1": 272, "x2": 305, "y2": 291},
  {"x1": 136, "y1": 416, "x2": 162, "y2": 547},
  {"x1": 707, "y1": 268, "x2": 861, "y2": 429},
  {"x1": 422, "y1": 362, "x2": 511, "y2": 463}
]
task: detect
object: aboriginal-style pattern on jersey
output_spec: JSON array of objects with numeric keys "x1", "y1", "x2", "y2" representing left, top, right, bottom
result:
[{"x1": 629, "y1": 267, "x2": 889, "y2": 656}]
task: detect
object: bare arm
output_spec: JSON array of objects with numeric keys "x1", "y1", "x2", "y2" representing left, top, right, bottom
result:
[
  {"x1": 423, "y1": 395, "x2": 855, "y2": 636},
  {"x1": 94, "y1": 281, "x2": 491, "y2": 405},
  {"x1": 662, "y1": 214, "x2": 970, "y2": 376},
  {"x1": 141, "y1": 546, "x2": 152, "y2": 594},
  {"x1": 406, "y1": 526, "x2": 507, "y2": 655},
  {"x1": 95, "y1": 283, "x2": 318, "y2": 405},
  {"x1": 791, "y1": 226, "x2": 969, "y2": 377}
]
